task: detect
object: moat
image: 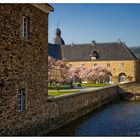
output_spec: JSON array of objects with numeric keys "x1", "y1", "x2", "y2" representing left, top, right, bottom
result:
[{"x1": 47, "y1": 100, "x2": 140, "y2": 136}]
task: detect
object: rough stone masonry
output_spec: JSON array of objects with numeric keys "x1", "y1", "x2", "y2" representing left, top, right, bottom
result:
[{"x1": 0, "y1": 4, "x2": 51, "y2": 135}]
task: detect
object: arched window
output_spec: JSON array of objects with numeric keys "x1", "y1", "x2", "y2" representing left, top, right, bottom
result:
[{"x1": 118, "y1": 73, "x2": 126, "y2": 83}]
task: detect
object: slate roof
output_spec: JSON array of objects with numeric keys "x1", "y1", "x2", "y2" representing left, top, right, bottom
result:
[
  {"x1": 61, "y1": 42, "x2": 137, "y2": 61},
  {"x1": 52, "y1": 36, "x2": 65, "y2": 45},
  {"x1": 48, "y1": 43, "x2": 62, "y2": 60},
  {"x1": 129, "y1": 46, "x2": 140, "y2": 59}
]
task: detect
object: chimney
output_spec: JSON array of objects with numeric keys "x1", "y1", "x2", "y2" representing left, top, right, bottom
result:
[
  {"x1": 71, "y1": 42, "x2": 74, "y2": 46},
  {"x1": 91, "y1": 40, "x2": 96, "y2": 46},
  {"x1": 118, "y1": 39, "x2": 121, "y2": 44}
]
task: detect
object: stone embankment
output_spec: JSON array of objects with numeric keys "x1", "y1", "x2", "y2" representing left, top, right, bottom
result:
[
  {"x1": 2, "y1": 83, "x2": 140, "y2": 135},
  {"x1": 118, "y1": 83, "x2": 140, "y2": 101},
  {"x1": 46, "y1": 85, "x2": 119, "y2": 134}
]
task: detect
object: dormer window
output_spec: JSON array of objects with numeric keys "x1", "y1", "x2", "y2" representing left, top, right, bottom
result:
[
  {"x1": 91, "y1": 57, "x2": 96, "y2": 60},
  {"x1": 90, "y1": 50, "x2": 99, "y2": 60}
]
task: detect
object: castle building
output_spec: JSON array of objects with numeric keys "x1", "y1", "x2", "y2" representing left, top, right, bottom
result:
[
  {"x1": 49, "y1": 28, "x2": 140, "y2": 84},
  {"x1": 0, "y1": 4, "x2": 53, "y2": 135}
]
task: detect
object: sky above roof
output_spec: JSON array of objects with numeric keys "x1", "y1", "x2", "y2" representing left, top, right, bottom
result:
[{"x1": 48, "y1": 3, "x2": 140, "y2": 47}]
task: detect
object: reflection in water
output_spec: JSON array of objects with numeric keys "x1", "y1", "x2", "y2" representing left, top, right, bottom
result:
[{"x1": 47, "y1": 100, "x2": 140, "y2": 136}]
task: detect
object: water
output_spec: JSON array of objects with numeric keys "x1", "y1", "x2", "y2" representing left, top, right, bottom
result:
[{"x1": 47, "y1": 100, "x2": 140, "y2": 136}]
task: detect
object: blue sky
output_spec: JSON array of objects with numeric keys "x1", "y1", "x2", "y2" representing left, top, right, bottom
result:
[{"x1": 48, "y1": 4, "x2": 140, "y2": 47}]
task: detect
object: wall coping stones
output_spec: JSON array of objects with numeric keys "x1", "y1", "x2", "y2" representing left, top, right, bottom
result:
[{"x1": 48, "y1": 84, "x2": 118, "y2": 102}]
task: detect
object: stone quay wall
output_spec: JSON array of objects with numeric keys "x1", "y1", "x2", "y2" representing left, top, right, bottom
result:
[
  {"x1": 1, "y1": 84, "x2": 118, "y2": 135},
  {"x1": 46, "y1": 85, "x2": 119, "y2": 134},
  {"x1": 118, "y1": 83, "x2": 140, "y2": 101}
]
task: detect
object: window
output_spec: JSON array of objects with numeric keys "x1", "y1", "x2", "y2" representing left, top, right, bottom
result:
[
  {"x1": 81, "y1": 64, "x2": 84, "y2": 67},
  {"x1": 93, "y1": 63, "x2": 97, "y2": 67},
  {"x1": 69, "y1": 64, "x2": 72, "y2": 67},
  {"x1": 118, "y1": 73, "x2": 126, "y2": 83},
  {"x1": 107, "y1": 63, "x2": 110, "y2": 67},
  {"x1": 91, "y1": 56, "x2": 96, "y2": 60},
  {"x1": 120, "y1": 63, "x2": 124, "y2": 69},
  {"x1": 17, "y1": 88, "x2": 26, "y2": 112},
  {"x1": 108, "y1": 75, "x2": 113, "y2": 84},
  {"x1": 22, "y1": 16, "x2": 29, "y2": 38},
  {"x1": 0, "y1": 99, "x2": 2, "y2": 113},
  {"x1": 90, "y1": 50, "x2": 99, "y2": 60}
]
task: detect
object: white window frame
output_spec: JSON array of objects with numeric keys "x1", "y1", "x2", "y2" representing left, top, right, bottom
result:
[
  {"x1": 22, "y1": 16, "x2": 28, "y2": 38},
  {"x1": 91, "y1": 56, "x2": 96, "y2": 60}
]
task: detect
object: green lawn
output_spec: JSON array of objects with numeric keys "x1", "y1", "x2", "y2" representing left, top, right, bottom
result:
[
  {"x1": 48, "y1": 83, "x2": 110, "y2": 96},
  {"x1": 48, "y1": 89, "x2": 80, "y2": 96},
  {"x1": 48, "y1": 84, "x2": 70, "y2": 90},
  {"x1": 80, "y1": 83, "x2": 111, "y2": 87},
  {"x1": 48, "y1": 83, "x2": 110, "y2": 90}
]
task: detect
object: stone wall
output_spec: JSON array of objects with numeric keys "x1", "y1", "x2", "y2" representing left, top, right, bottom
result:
[
  {"x1": 68, "y1": 60, "x2": 136, "y2": 83},
  {"x1": 136, "y1": 60, "x2": 140, "y2": 83},
  {"x1": 46, "y1": 85, "x2": 118, "y2": 134},
  {"x1": 1, "y1": 81, "x2": 118, "y2": 135},
  {"x1": 0, "y1": 4, "x2": 49, "y2": 135},
  {"x1": 118, "y1": 83, "x2": 140, "y2": 100}
]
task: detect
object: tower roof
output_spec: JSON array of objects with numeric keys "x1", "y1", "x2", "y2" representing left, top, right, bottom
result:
[{"x1": 52, "y1": 28, "x2": 65, "y2": 45}]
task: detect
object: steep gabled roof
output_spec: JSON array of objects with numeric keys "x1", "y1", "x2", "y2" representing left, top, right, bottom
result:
[
  {"x1": 61, "y1": 42, "x2": 137, "y2": 61},
  {"x1": 48, "y1": 43, "x2": 62, "y2": 60}
]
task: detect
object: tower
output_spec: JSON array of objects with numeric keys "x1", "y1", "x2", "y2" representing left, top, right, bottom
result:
[{"x1": 52, "y1": 26, "x2": 65, "y2": 45}]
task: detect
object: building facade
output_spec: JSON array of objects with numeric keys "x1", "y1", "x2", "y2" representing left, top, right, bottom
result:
[
  {"x1": 0, "y1": 4, "x2": 53, "y2": 135},
  {"x1": 49, "y1": 28, "x2": 140, "y2": 84},
  {"x1": 60, "y1": 41, "x2": 139, "y2": 84}
]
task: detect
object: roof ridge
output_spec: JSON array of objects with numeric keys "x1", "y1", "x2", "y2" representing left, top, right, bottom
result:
[
  {"x1": 64, "y1": 42, "x2": 118, "y2": 46},
  {"x1": 129, "y1": 46, "x2": 140, "y2": 48},
  {"x1": 122, "y1": 43, "x2": 138, "y2": 60}
]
